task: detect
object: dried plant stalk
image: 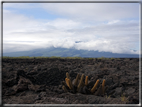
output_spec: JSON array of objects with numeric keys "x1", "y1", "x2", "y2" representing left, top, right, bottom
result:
[
  {"x1": 65, "y1": 78, "x2": 71, "y2": 89},
  {"x1": 65, "y1": 78, "x2": 73, "y2": 90},
  {"x1": 91, "y1": 79, "x2": 99, "y2": 93},
  {"x1": 68, "y1": 78, "x2": 73, "y2": 90},
  {"x1": 74, "y1": 73, "x2": 80, "y2": 86},
  {"x1": 77, "y1": 74, "x2": 84, "y2": 91},
  {"x1": 66, "y1": 72, "x2": 70, "y2": 79},
  {"x1": 102, "y1": 79, "x2": 105, "y2": 95},
  {"x1": 95, "y1": 84, "x2": 102, "y2": 96},
  {"x1": 85, "y1": 76, "x2": 88, "y2": 86},
  {"x1": 62, "y1": 85, "x2": 68, "y2": 92}
]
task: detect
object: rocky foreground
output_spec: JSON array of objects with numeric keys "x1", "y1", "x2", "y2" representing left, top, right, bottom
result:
[{"x1": 2, "y1": 58, "x2": 140, "y2": 105}]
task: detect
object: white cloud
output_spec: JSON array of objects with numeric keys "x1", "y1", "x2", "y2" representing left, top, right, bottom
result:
[
  {"x1": 3, "y1": 3, "x2": 140, "y2": 55},
  {"x1": 108, "y1": 20, "x2": 120, "y2": 24},
  {"x1": 3, "y1": 2, "x2": 40, "y2": 9},
  {"x1": 40, "y1": 3, "x2": 139, "y2": 22},
  {"x1": 45, "y1": 18, "x2": 82, "y2": 30}
]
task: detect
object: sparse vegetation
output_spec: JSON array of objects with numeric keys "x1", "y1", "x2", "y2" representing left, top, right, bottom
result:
[
  {"x1": 98, "y1": 57, "x2": 106, "y2": 59},
  {"x1": 121, "y1": 93, "x2": 128, "y2": 102},
  {"x1": 2, "y1": 56, "x2": 120, "y2": 60},
  {"x1": 105, "y1": 95, "x2": 111, "y2": 99},
  {"x1": 63, "y1": 72, "x2": 106, "y2": 96}
]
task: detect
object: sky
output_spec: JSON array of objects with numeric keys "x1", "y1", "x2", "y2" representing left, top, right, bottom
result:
[{"x1": 3, "y1": 2, "x2": 140, "y2": 54}]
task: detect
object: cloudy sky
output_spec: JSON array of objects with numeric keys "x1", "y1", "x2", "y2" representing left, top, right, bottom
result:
[{"x1": 3, "y1": 2, "x2": 140, "y2": 54}]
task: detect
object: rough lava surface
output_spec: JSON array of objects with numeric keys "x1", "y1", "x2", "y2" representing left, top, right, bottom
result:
[{"x1": 2, "y1": 58, "x2": 140, "y2": 105}]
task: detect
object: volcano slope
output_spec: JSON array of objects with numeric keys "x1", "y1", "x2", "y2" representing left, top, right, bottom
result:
[{"x1": 2, "y1": 58, "x2": 139, "y2": 104}]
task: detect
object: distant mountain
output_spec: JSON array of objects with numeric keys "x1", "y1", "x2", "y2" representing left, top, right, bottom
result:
[{"x1": 3, "y1": 47, "x2": 139, "y2": 58}]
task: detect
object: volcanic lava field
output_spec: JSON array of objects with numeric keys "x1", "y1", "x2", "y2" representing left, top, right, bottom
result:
[{"x1": 2, "y1": 57, "x2": 140, "y2": 104}]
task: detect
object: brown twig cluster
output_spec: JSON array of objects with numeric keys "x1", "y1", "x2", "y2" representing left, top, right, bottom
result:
[{"x1": 62, "y1": 72, "x2": 108, "y2": 96}]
